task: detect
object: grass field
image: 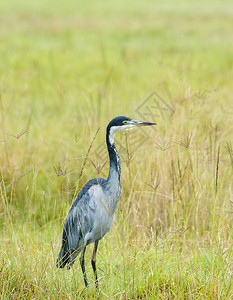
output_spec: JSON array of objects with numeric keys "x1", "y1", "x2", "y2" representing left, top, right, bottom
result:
[{"x1": 0, "y1": 0, "x2": 233, "y2": 298}]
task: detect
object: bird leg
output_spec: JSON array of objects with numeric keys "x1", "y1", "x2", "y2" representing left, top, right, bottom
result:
[
  {"x1": 79, "y1": 243, "x2": 88, "y2": 287},
  {"x1": 91, "y1": 240, "x2": 99, "y2": 289}
]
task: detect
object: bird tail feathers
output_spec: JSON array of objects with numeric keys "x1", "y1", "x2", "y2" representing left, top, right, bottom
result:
[{"x1": 56, "y1": 248, "x2": 70, "y2": 268}]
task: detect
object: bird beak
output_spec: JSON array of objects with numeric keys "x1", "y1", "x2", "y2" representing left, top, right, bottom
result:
[{"x1": 131, "y1": 120, "x2": 157, "y2": 126}]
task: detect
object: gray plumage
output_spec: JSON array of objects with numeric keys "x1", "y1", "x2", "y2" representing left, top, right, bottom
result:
[{"x1": 56, "y1": 116, "x2": 156, "y2": 288}]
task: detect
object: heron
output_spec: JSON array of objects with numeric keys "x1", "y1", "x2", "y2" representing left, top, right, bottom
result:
[{"x1": 56, "y1": 116, "x2": 156, "y2": 288}]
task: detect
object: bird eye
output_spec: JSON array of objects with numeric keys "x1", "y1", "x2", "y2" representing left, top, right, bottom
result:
[{"x1": 123, "y1": 120, "x2": 128, "y2": 124}]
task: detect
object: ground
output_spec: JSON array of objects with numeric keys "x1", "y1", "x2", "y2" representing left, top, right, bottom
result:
[{"x1": 0, "y1": 0, "x2": 233, "y2": 298}]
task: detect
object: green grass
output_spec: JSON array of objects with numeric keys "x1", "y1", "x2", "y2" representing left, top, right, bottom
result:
[{"x1": 0, "y1": 0, "x2": 233, "y2": 298}]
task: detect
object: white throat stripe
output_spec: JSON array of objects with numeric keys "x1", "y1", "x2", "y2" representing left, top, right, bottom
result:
[{"x1": 108, "y1": 125, "x2": 135, "y2": 145}]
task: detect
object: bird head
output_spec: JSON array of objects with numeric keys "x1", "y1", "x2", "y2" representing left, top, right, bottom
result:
[{"x1": 107, "y1": 116, "x2": 156, "y2": 145}]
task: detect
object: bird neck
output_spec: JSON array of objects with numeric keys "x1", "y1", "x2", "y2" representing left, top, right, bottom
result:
[
  {"x1": 104, "y1": 126, "x2": 123, "y2": 216},
  {"x1": 106, "y1": 130, "x2": 121, "y2": 186}
]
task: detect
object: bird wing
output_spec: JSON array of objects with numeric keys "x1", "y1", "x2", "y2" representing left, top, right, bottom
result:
[{"x1": 61, "y1": 177, "x2": 107, "y2": 252}]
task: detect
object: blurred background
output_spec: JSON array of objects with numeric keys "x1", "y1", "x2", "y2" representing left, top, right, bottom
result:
[{"x1": 0, "y1": 0, "x2": 233, "y2": 298}]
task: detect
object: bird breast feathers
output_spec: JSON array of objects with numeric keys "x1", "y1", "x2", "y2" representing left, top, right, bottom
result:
[
  {"x1": 88, "y1": 184, "x2": 104, "y2": 211},
  {"x1": 87, "y1": 184, "x2": 114, "y2": 217}
]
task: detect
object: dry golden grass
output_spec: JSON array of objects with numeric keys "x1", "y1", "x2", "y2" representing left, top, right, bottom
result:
[{"x1": 0, "y1": 0, "x2": 233, "y2": 298}]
